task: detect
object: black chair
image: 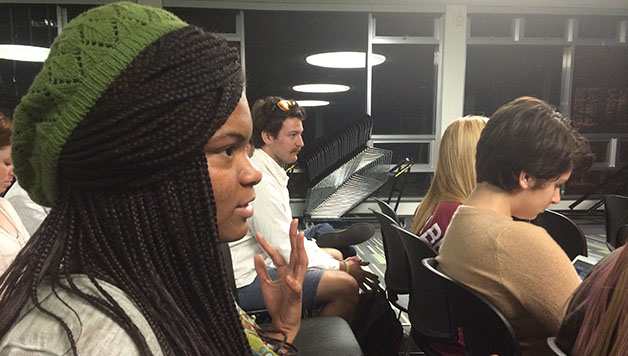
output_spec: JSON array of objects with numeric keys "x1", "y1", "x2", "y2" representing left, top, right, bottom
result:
[
  {"x1": 423, "y1": 258, "x2": 522, "y2": 356},
  {"x1": 219, "y1": 243, "x2": 364, "y2": 356},
  {"x1": 294, "y1": 317, "x2": 364, "y2": 356},
  {"x1": 604, "y1": 194, "x2": 628, "y2": 250},
  {"x1": 394, "y1": 226, "x2": 457, "y2": 356},
  {"x1": 531, "y1": 209, "x2": 588, "y2": 260},
  {"x1": 546, "y1": 337, "x2": 568, "y2": 356},
  {"x1": 371, "y1": 209, "x2": 410, "y2": 314},
  {"x1": 374, "y1": 197, "x2": 403, "y2": 226}
]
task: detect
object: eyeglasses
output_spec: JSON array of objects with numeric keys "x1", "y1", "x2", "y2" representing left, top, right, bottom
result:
[{"x1": 274, "y1": 99, "x2": 298, "y2": 112}]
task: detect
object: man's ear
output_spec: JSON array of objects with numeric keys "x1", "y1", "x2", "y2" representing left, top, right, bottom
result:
[
  {"x1": 519, "y1": 171, "x2": 536, "y2": 189},
  {"x1": 261, "y1": 131, "x2": 274, "y2": 145}
]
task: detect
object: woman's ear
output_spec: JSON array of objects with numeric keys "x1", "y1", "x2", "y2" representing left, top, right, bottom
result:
[{"x1": 519, "y1": 171, "x2": 536, "y2": 190}]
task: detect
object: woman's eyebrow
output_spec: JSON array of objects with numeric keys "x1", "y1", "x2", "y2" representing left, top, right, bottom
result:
[{"x1": 211, "y1": 132, "x2": 247, "y2": 143}]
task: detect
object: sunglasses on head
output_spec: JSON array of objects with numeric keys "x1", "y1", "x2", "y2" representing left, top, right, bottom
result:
[{"x1": 274, "y1": 99, "x2": 298, "y2": 112}]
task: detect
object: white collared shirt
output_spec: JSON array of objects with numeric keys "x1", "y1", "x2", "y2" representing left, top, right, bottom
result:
[{"x1": 229, "y1": 148, "x2": 339, "y2": 289}]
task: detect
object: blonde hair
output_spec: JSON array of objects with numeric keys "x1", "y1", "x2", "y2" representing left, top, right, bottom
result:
[{"x1": 411, "y1": 116, "x2": 488, "y2": 234}]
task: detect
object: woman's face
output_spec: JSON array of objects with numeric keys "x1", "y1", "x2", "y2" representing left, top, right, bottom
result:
[
  {"x1": 205, "y1": 96, "x2": 262, "y2": 242},
  {"x1": 0, "y1": 146, "x2": 14, "y2": 191},
  {"x1": 512, "y1": 170, "x2": 571, "y2": 220}
]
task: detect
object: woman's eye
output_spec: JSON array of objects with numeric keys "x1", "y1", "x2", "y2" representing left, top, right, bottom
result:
[{"x1": 219, "y1": 147, "x2": 234, "y2": 157}]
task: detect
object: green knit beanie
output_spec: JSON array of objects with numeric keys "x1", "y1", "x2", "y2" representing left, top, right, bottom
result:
[{"x1": 12, "y1": 2, "x2": 187, "y2": 206}]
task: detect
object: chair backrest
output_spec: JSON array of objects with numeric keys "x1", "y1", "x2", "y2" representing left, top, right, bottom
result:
[
  {"x1": 531, "y1": 209, "x2": 588, "y2": 260},
  {"x1": 394, "y1": 225, "x2": 456, "y2": 342},
  {"x1": 374, "y1": 197, "x2": 402, "y2": 226},
  {"x1": 371, "y1": 209, "x2": 410, "y2": 296},
  {"x1": 423, "y1": 258, "x2": 522, "y2": 356},
  {"x1": 604, "y1": 194, "x2": 628, "y2": 250},
  {"x1": 546, "y1": 337, "x2": 568, "y2": 356}
]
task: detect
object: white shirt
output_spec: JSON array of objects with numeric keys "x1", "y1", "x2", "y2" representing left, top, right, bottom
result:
[
  {"x1": 4, "y1": 181, "x2": 50, "y2": 236},
  {"x1": 0, "y1": 275, "x2": 162, "y2": 356},
  {"x1": 0, "y1": 197, "x2": 30, "y2": 275},
  {"x1": 229, "y1": 149, "x2": 339, "y2": 288}
]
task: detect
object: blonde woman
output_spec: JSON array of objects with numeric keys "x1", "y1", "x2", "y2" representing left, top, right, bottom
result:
[{"x1": 410, "y1": 116, "x2": 487, "y2": 250}]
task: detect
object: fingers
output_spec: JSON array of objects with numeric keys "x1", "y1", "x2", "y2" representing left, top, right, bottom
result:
[
  {"x1": 254, "y1": 254, "x2": 271, "y2": 284},
  {"x1": 284, "y1": 275, "x2": 303, "y2": 296},
  {"x1": 287, "y1": 219, "x2": 308, "y2": 281},
  {"x1": 256, "y1": 232, "x2": 287, "y2": 267}
]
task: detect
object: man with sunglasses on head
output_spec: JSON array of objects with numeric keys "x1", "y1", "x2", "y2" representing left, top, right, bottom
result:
[{"x1": 229, "y1": 96, "x2": 378, "y2": 321}]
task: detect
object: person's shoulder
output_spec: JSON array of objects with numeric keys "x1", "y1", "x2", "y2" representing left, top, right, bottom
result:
[
  {"x1": 435, "y1": 201, "x2": 462, "y2": 215},
  {"x1": 0, "y1": 277, "x2": 159, "y2": 356},
  {"x1": 502, "y1": 219, "x2": 552, "y2": 241}
]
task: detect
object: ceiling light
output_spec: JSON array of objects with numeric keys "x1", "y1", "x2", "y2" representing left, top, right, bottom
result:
[
  {"x1": 306, "y1": 51, "x2": 386, "y2": 69},
  {"x1": 297, "y1": 100, "x2": 330, "y2": 107},
  {"x1": 0, "y1": 44, "x2": 50, "y2": 62},
  {"x1": 293, "y1": 84, "x2": 350, "y2": 93}
]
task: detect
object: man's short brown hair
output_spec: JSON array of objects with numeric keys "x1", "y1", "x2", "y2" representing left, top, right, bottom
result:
[{"x1": 251, "y1": 96, "x2": 306, "y2": 148}]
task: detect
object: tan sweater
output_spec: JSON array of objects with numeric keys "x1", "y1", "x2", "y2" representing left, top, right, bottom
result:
[{"x1": 437, "y1": 205, "x2": 581, "y2": 356}]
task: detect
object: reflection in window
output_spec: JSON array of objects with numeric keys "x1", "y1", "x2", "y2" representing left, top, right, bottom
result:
[
  {"x1": 469, "y1": 14, "x2": 515, "y2": 37},
  {"x1": 373, "y1": 142, "x2": 430, "y2": 165},
  {"x1": 0, "y1": 4, "x2": 56, "y2": 115},
  {"x1": 577, "y1": 16, "x2": 625, "y2": 39},
  {"x1": 164, "y1": 7, "x2": 238, "y2": 34},
  {"x1": 243, "y1": 11, "x2": 368, "y2": 148},
  {"x1": 372, "y1": 44, "x2": 436, "y2": 134},
  {"x1": 618, "y1": 140, "x2": 628, "y2": 165},
  {"x1": 374, "y1": 13, "x2": 437, "y2": 37},
  {"x1": 523, "y1": 15, "x2": 567, "y2": 38},
  {"x1": 65, "y1": 5, "x2": 97, "y2": 22},
  {"x1": 464, "y1": 45, "x2": 562, "y2": 116},
  {"x1": 374, "y1": 172, "x2": 433, "y2": 198},
  {"x1": 587, "y1": 141, "x2": 610, "y2": 164},
  {"x1": 571, "y1": 46, "x2": 628, "y2": 134}
]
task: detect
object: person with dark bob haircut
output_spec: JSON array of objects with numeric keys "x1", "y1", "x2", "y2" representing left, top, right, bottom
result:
[
  {"x1": 437, "y1": 96, "x2": 594, "y2": 356},
  {"x1": 476, "y1": 96, "x2": 593, "y2": 193},
  {"x1": 0, "y1": 3, "x2": 308, "y2": 355}
]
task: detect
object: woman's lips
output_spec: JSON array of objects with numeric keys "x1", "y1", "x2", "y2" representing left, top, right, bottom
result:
[{"x1": 235, "y1": 202, "x2": 254, "y2": 219}]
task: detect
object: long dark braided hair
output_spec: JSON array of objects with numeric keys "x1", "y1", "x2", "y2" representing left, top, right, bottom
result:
[{"x1": 0, "y1": 26, "x2": 251, "y2": 356}]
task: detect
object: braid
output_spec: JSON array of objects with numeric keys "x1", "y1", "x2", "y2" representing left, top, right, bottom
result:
[{"x1": 0, "y1": 26, "x2": 250, "y2": 355}]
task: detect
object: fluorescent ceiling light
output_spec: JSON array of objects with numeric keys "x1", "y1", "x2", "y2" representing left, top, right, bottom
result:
[
  {"x1": 297, "y1": 100, "x2": 330, "y2": 107},
  {"x1": 293, "y1": 84, "x2": 350, "y2": 93},
  {"x1": 0, "y1": 44, "x2": 50, "y2": 62},
  {"x1": 306, "y1": 51, "x2": 386, "y2": 69}
]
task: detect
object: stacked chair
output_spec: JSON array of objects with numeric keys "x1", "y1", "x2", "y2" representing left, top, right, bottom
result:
[{"x1": 299, "y1": 115, "x2": 393, "y2": 221}]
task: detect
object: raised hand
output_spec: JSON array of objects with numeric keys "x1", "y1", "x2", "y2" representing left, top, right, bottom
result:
[{"x1": 254, "y1": 219, "x2": 308, "y2": 342}]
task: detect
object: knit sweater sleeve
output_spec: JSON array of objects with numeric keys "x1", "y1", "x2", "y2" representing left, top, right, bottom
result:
[{"x1": 495, "y1": 222, "x2": 581, "y2": 334}]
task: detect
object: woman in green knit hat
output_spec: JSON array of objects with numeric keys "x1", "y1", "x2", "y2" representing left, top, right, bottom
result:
[{"x1": 0, "y1": 2, "x2": 306, "y2": 355}]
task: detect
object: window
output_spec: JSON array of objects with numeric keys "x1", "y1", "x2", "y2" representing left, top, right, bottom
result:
[
  {"x1": 372, "y1": 44, "x2": 436, "y2": 134},
  {"x1": 243, "y1": 10, "x2": 368, "y2": 147},
  {"x1": 164, "y1": 7, "x2": 238, "y2": 34},
  {"x1": 571, "y1": 46, "x2": 628, "y2": 134},
  {"x1": 464, "y1": 45, "x2": 562, "y2": 116}
]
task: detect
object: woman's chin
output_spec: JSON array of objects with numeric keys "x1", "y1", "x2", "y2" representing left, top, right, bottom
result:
[{"x1": 217, "y1": 224, "x2": 249, "y2": 243}]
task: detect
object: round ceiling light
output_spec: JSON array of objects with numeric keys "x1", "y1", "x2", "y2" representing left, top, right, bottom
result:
[
  {"x1": 292, "y1": 84, "x2": 350, "y2": 93},
  {"x1": 305, "y1": 51, "x2": 386, "y2": 69},
  {"x1": 296, "y1": 100, "x2": 330, "y2": 107},
  {"x1": 0, "y1": 44, "x2": 50, "y2": 62}
]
